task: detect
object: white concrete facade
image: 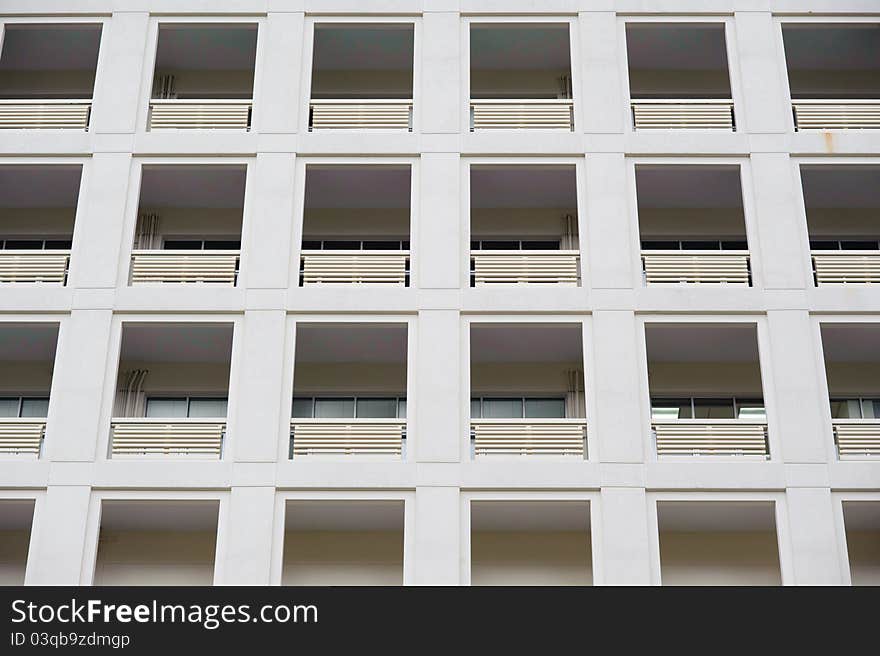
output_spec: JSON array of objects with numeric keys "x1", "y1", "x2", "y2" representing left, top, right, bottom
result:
[{"x1": 0, "y1": 1, "x2": 878, "y2": 586}]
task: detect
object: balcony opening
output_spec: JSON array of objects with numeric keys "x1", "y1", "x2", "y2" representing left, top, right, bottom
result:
[
  {"x1": 636, "y1": 165, "x2": 750, "y2": 286},
  {"x1": 148, "y1": 24, "x2": 257, "y2": 130},
  {"x1": 646, "y1": 323, "x2": 769, "y2": 458},
  {"x1": 842, "y1": 501, "x2": 880, "y2": 585},
  {"x1": 470, "y1": 323, "x2": 586, "y2": 458},
  {"x1": 469, "y1": 24, "x2": 573, "y2": 130},
  {"x1": 0, "y1": 165, "x2": 80, "y2": 284},
  {"x1": 0, "y1": 499, "x2": 35, "y2": 584},
  {"x1": 282, "y1": 500, "x2": 404, "y2": 585},
  {"x1": 0, "y1": 23, "x2": 101, "y2": 129},
  {"x1": 291, "y1": 323, "x2": 407, "y2": 459},
  {"x1": 470, "y1": 501, "x2": 591, "y2": 585},
  {"x1": 625, "y1": 24, "x2": 734, "y2": 130},
  {"x1": 657, "y1": 501, "x2": 781, "y2": 585},
  {"x1": 820, "y1": 323, "x2": 880, "y2": 459},
  {"x1": 309, "y1": 24, "x2": 414, "y2": 130},
  {"x1": 782, "y1": 24, "x2": 880, "y2": 130},
  {"x1": 130, "y1": 165, "x2": 244, "y2": 285},
  {"x1": 93, "y1": 500, "x2": 218, "y2": 585},
  {"x1": 802, "y1": 166, "x2": 880, "y2": 285},
  {"x1": 110, "y1": 323, "x2": 233, "y2": 459},
  {"x1": 0, "y1": 323, "x2": 59, "y2": 459},
  {"x1": 470, "y1": 165, "x2": 579, "y2": 286},
  {"x1": 300, "y1": 165, "x2": 411, "y2": 286}
]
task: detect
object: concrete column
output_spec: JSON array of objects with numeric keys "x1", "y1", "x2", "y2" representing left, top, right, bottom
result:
[
  {"x1": 597, "y1": 487, "x2": 653, "y2": 585},
  {"x1": 90, "y1": 12, "x2": 150, "y2": 134},
  {"x1": 578, "y1": 12, "x2": 626, "y2": 134},
  {"x1": 25, "y1": 486, "x2": 92, "y2": 585},
  {"x1": 733, "y1": 12, "x2": 791, "y2": 134},
  {"x1": 783, "y1": 488, "x2": 846, "y2": 585},
  {"x1": 421, "y1": 11, "x2": 461, "y2": 134},
  {"x1": 413, "y1": 486, "x2": 460, "y2": 585},
  {"x1": 46, "y1": 310, "x2": 114, "y2": 462},
  {"x1": 584, "y1": 153, "x2": 636, "y2": 289},
  {"x1": 765, "y1": 310, "x2": 830, "y2": 463},
  {"x1": 216, "y1": 487, "x2": 277, "y2": 585},
  {"x1": 590, "y1": 311, "x2": 647, "y2": 463},
  {"x1": 417, "y1": 153, "x2": 460, "y2": 289},
  {"x1": 229, "y1": 311, "x2": 288, "y2": 462},
  {"x1": 254, "y1": 12, "x2": 305, "y2": 134},
  {"x1": 239, "y1": 153, "x2": 297, "y2": 289}
]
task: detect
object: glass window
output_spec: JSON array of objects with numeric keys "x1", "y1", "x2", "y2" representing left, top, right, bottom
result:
[
  {"x1": 809, "y1": 240, "x2": 839, "y2": 251},
  {"x1": 641, "y1": 240, "x2": 678, "y2": 250},
  {"x1": 524, "y1": 398, "x2": 565, "y2": 418},
  {"x1": 20, "y1": 398, "x2": 49, "y2": 418},
  {"x1": 45, "y1": 239, "x2": 73, "y2": 250},
  {"x1": 736, "y1": 399, "x2": 766, "y2": 420},
  {"x1": 163, "y1": 240, "x2": 202, "y2": 250},
  {"x1": 301, "y1": 240, "x2": 322, "y2": 250},
  {"x1": 481, "y1": 398, "x2": 523, "y2": 419},
  {"x1": 4, "y1": 240, "x2": 43, "y2": 250},
  {"x1": 521, "y1": 241, "x2": 560, "y2": 250},
  {"x1": 862, "y1": 399, "x2": 880, "y2": 420},
  {"x1": 651, "y1": 399, "x2": 691, "y2": 420},
  {"x1": 314, "y1": 398, "x2": 354, "y2": 418},
  {"x1": 397, "y1": 399, "x2": 407, "y2": 419},
  {"x1": 188, "y1": 398, "x2": 227, "y2": 418},
  {"x1": 204, "y1": 239, "x2": 241, "y2": 250},
  {"x1": 721, "y1": 240, "x2": 748, "y2": 250},
  {"x1": 356, "y1": 398, "x2": 398, "y2": 419},
  {"x1": 470, "y1": 398, "x2": 482, "y2": 418},
  {"x1": 292, "y1": 397, "x2": 314, "y2": 418},
  {"x1": 830, "y1": 399, "x2": 862, "y2": 419},
  {"x1": 682, "y1": 240, "x2": 720, "y2": 250},
  {"x1": 481, "y1": 241, "x2": 518, "y2": 251},
  {"x1": 363, "y1": 241, "x2": 401, "y2": 250},
  {"x1": 0, "y1": 398, "x2": 19, "y2": 418},
  {"x1": 145, "y1": 398, "x2": 188, "y2": 418},
  {"x1": 841, "y1": 240, "x2": 879, "y2": 251},
  {"x1": 693, "y1": 398, "x2": 735, "y2": 419},
  {"x1": 323, "y1": 241, "x2": 360, "y2": 250}
]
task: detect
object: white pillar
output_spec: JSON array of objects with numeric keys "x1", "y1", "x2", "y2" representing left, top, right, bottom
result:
[
  {"x1": 25, "y1": 486, "x2": 92, "y2": 585},
  {"x1": 597, "y1": 487, "x2": 653, "y2": 585},
  {"x1": 216, "y1": 487, "x2": 277, "y2": 585},
  {"x1": 733, "y1": 12, "x2": 791, "y2": 134},
  {"x1": 421, "y1": 11, "x2": 461, "y2": 134},
  {"x1": 584, "y1": 153, "x2": 636, "y2": 289},
  {"x1": 417, "y1": 153, "x2": 461, "y2": 289},
  {"x1": 412, "y1": 486, "x2": 460, "y2": 585},
  {"x1": 254, "y1": 12, "x2": 305, "y2": 134},
  {"x1": 578, "y1": 12, "x2": 626, "y2": 134},
  {"x1": 783, "y1": 488, "x2": 847, "y2": 585}
]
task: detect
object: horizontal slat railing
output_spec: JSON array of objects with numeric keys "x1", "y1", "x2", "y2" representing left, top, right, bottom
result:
[
  {"x1": 793, "y1": 100, "x2": 880, "y2": 130},
  {"x1": 642, "y1": 250, "x2": 751, "y2": 285},
  {"x1": 130, "y1": 250, "x2": 239, "y2": 285},
  {"x1": 309, "y1": 99, "x2": 413, "y2": 130},
  {"x1": 471, "y1": 419, "x2": 587, "y2": 458},
  {"x1": 290, "y1": 419, "x2": 406, "y2": 458},
  {"x1": 632, "y1": 99, "x2": 735, "y2": 130},
  {"x1": 0, "y1": 99, "x2": 91, "y2": 130},
  {"x1": 653, "y1": 421, "x2": 769, "y2": 458},
  {"x1": 471, "y1": 250, "x2": 580, "y2": 285},
  {"x1": 470, "y1": 99, "x2": 574, "y2": 130},
  {"x1": 300, "y1": 250, "x2": 409, "y2": 285},
  {"x1": 0, "y1": 250, "x2": 70, "y2": 283},
  {"x1": 0, "y1": 420, "x2": 45, "y2": 457},
  {"x1": 833, "y1": 420, "x2": 880, "y2": 459},
  {"x1": 812, "y1": 251, "x2": 880, "y2": 285},
  {"x1": 148, "y1": 100, "x2": 252, "y2": 130},
  {"x1": 110, "y1": 419, "x2": 224, "y2": 458}
]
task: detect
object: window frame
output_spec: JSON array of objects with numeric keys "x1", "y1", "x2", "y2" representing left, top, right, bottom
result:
[
  {"x1": 144, "y1": 395, "x2": 229, "y2": 419},
  {"x1": 0, "y1": 395, "x2": 51, "y2": 418},
  {"x1": 291, "y1": 395, "x2": 407, "y2": 419}
]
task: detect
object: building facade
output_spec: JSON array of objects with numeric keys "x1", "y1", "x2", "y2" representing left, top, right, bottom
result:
[{"x1": 0, "y1": 0, "x2": 878, "y2": 585}]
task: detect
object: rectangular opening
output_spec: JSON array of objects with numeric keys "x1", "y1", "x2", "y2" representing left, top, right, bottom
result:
[
  {"x1": 0, "y1": 499, "x2": 35, "y2": 584},
  {"x1": 842, "y1": 501, "x2": 880, "y2": 585}
]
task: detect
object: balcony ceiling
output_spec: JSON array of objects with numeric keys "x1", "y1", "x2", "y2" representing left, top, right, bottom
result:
[
  {"x1": 471, "y1": 501, "x2": 590, "y2": 532},
  {"x1": 119, "y1": 323, "x2": 233, "y2": 364},
  {"x1": 286, "y1": 501, "x2": 404, "y2": 531},
  {"x1": 0, "y1": 24, "x2": 101, "y2": 71},
  {"x1": 304, "y1": 166, "x2": 411, "y2": 209},
  {"x1": 295, "y1": 323, "x2": 407, "y2": 363},
  {"x1": 0, "y1": 323, "x2": 59, "y2": 362},
  {"x1": 470, "y1": 25, "x2": 571, "y2": 71},
  {"x1": 101, "y1": 500, "x2": 219, "y2": 531},
  {"x1": 646, "y1": 323, "x2": 759, "y2": 363},
  {"x1": 821, "y1": 324, "x2": 880, "y2": 363},
  {"x1": 470, "y1": 324, "x2": 582, "y2": 363},
  {"x1": 625, "y1": 24, "x2": 728, "y2": 71},
  {"x1": 0, "y1": 499, "x2": 35, "y2": 530},
  {"x1": 470, "y1": 166, "x2": 578, "y2": 209},
  {"x1": 636, "y1": 166, "x2": 743, "y2": 209},
  {"x1": 658, "y1": 501, "x2": 776, "y2": 532},
  {"x1": 843, "y1": 502, "x2": 880, "y2": 531},
  {"x1": 139, "y1": 166, "x2": 246, "y2": 209},
  {"x1": 155, "y1": 25, "x2": 257, "y2": 70},
  {"x1": 313, "y1": 25, "x2": 414, "y2": 71},
  {"x1": 0, "y1": 165, "x2": 82, "y2": 208},
  {"x1": 801, "y1": 166, "x2": 880, "y2": 208},
  {"x1": 783, "y1": 25, "x2": 880, "y2": 70}
]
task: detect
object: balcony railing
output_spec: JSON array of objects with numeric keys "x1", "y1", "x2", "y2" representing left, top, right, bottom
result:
[
  {"x1": 632, "y1": 99, "x2": 735, "y2": 130},
  {"x1": 653, "y1": 420, "x2": 769, "y2": 458},
  {"x1": 793, "y1": 100, "x2": 880, "y2": 131},
  {"x1": 0, "y1": 420, "x2": 46, "y2": 457},
  {"x1": 129, "y1": 250, "x2": 240, "y2": 285},
  {"x1": 812, "y1": 251, "x2": 880, "y2": 285},
  {"x1": 470, "y1": 99, "x2": 574, "y2": 130},
  {"x1": 300, "y1": 250, "x2": 409, "y2": 285},
  {"x1": 470, "y1": 419, "x2": 587, "y2": 458},
  {"x1": 0, "y1": 99, "x2": 91, "y2": 130},
  {"x1": 290, "y1": 419, "x2": 406, "y2": 458},
  {"x1": 0, "y1": 250, "x2": 70, "y2": 284},
  {"x1": 109, "y1": 419, "x2": 225, "y2": 459},
  {"x1": 471, "y1": 250, "x2": 580, "y2": 285},
  {"x1": 642, "y1": 250, "x2": 751, "y2": 285},
  {"x1": 309, "y1": 99, "x2": 413, "y2": 130},
  {"x1": 833, "y1": 420, "x2": 880, "y2": 459},
  {"x1": 148, "y1": 99, "x2": 253, "y2": 130}
]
